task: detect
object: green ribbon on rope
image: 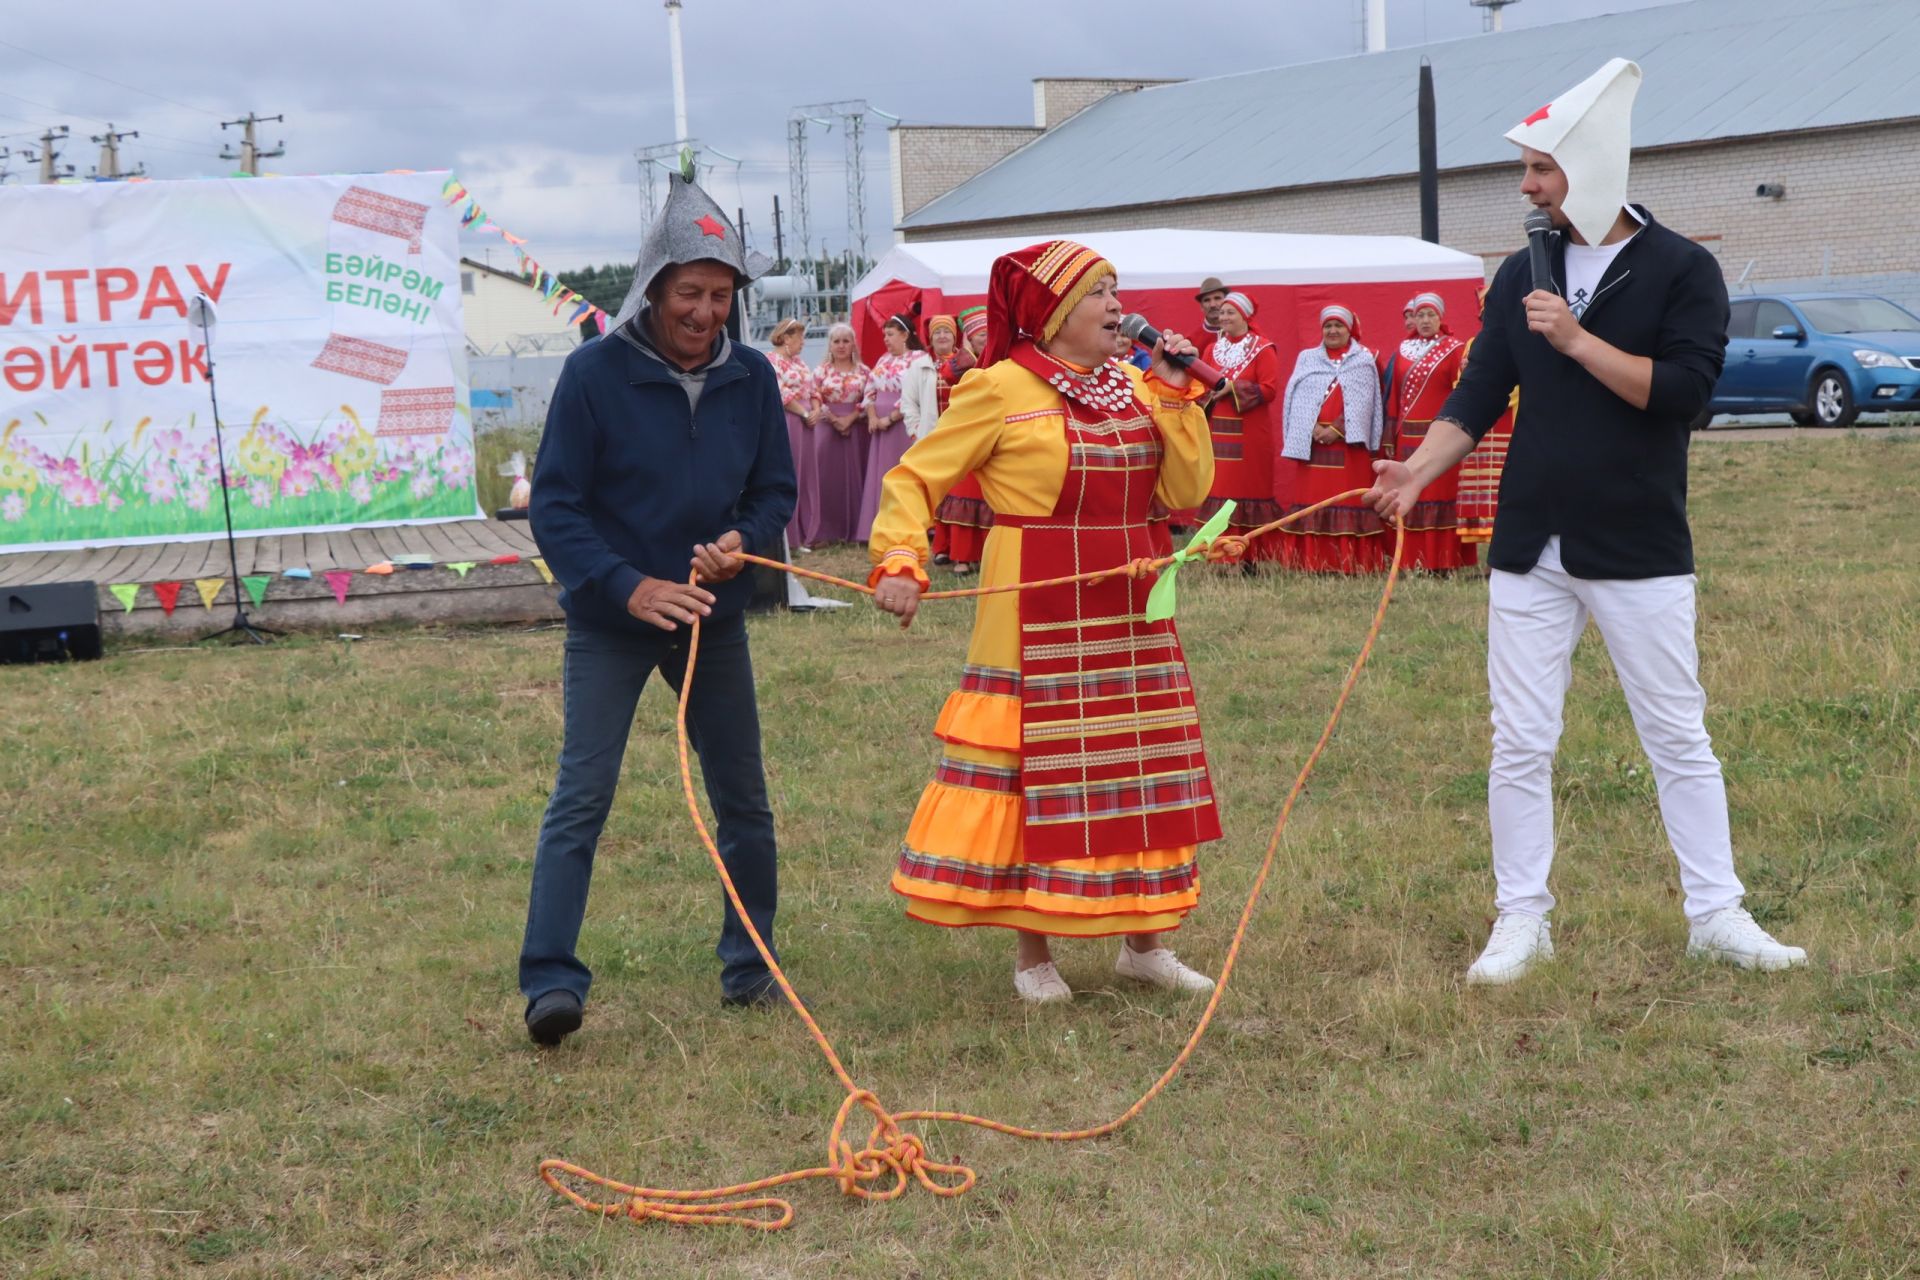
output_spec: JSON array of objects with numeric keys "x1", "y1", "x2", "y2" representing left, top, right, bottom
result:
[{"x1": 1143, "y1": 500, "x2": 1236, "y2": 623}]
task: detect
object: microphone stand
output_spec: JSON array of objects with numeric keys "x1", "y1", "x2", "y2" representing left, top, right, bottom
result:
[{"x1": 196, "y1": 307, "x2": 281, "y2": 644}]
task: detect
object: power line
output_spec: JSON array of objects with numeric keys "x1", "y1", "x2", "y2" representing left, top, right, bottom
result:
[
  {"x1": 0, "y1": 37, "x2": 222, "y2": 116},
  {"x1": 0, "y1": 87, "x2": 208, "y2": 146}
]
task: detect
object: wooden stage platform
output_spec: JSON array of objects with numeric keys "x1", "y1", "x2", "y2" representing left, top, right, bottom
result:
[{"x1": 0, "y1": 518, "x2": 563, "y2": 640}]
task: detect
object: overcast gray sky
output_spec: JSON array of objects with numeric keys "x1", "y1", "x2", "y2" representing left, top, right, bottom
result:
[{"x1": 1, "y1": 0, "x2": 1685, "y2": 271}]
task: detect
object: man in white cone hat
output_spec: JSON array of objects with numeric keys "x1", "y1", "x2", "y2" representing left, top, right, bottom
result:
[
  {"x1": 520, "y1": 169, "x2": 797, "y2": 1043},
  {"x1": 1367, "y1": 59, "x2": 1806, "y2": 985}
]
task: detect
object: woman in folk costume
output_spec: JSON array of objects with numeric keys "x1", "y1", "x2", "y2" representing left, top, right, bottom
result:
[
  {"x1": 769, "y1": 317, "x2": 821, "y2": 551},
  {"x1": 1272, "y1": 304, "x2": 1388, "y2": 574},
  {"x1": 868, "y1": 239, "x2": 1222, "y2": 1004},
  {"x1": 898, "y1": 314, "x2": 953, "y2": 447},
  {"x1": 1455, "y1": 285, "x2": 1516, "y2": 546},
  {"x1": 856, "y1": 314, "x2": 933, "y2": 541},
  {"x1": 933, "y1": 307, "x2": 1006, "y2": 575},
  {"x1": 1382, "y1": 292, "x2": 1473, "y2": 570},
  {"x1": 806, "y1": 323, "x2": 871, "y2": 545},
  {"x1": 1199, "y1": 291, "x2": 1284, "y2": 563},
  {"x1": 932, "y1": 306, "x2": 996, "y2": 575}
]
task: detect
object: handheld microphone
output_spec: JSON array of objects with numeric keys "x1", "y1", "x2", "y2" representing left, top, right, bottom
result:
[
  {"x1": 1524, "y1": 209, "x2": 1556, "y2": 295},
  {"x1": 1118, "y1": 314, "x2": 1225, "y2": 391}
]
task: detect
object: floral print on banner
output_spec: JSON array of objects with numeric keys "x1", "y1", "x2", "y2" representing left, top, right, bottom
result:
[{"x1": 0, "y1": 407, "x2": 474, "y2": 543}]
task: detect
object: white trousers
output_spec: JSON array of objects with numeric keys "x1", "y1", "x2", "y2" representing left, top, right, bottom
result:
[{"x1": 1486, "y1": 538, "x2": 1744, "y2": 922}]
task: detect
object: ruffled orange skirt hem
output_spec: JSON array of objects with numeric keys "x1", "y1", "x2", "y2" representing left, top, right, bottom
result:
[{"x1": 893, "y1": 771, "x2": 1201, "y2": 937}]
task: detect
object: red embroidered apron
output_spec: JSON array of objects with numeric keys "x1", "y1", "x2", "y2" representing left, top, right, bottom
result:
[{"x1": 998, "y1": 353, "x2": 1222, "y2": 863}]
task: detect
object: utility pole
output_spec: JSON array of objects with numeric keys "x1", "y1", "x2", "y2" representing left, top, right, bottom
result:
[
  {"x1": 92, "y1": 124, "x2": 144, "y2": 180},
  {"x1": 663, "y1": 0, "x2": 689, "y2": 145},
  {"x1": 220, "y1": 112, "x2": 285, "y2": 175},
  {"x1": 34, "y1": 126, "x2": 74, "y2": 183}
]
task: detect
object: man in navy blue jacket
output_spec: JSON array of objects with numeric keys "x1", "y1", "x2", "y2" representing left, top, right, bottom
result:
[
  {"x1": 1369, "y1": 60, "x2": 1804, "y2": 986},
  {"x1": 519, "y1": 175, "x2": 795, "y2": 1044}
]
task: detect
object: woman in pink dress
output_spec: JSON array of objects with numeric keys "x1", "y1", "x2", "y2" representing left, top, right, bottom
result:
[
  {"x1": 768, "y1": 317, "x2": 820, "y2": 550},
  {"x1": 856, "y1": 314, "x2": 933, "y2": 542},
  {"x1": 806, "y1": 323, "x2": 872, "y2": 545}
]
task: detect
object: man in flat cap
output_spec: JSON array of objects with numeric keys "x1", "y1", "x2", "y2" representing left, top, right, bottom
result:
[
  {"x1": 1368, "y1": 59, "x2": 1805, "y2": 985},
  {"x1": 1195, "y1": 276, "x2": 1230, "y2": 336},
  {"x1": 519, "y1": 172, "x2": 796, "y2": 1043}
]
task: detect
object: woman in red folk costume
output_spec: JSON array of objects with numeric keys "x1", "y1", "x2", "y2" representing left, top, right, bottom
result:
[
  {"x1": 1382, "y1": 292, "x2": 1473, "y2": 570},
  {"x1": 1455, "y1": 285, "x2": 1515, "y2": 546},
  {"x1": 931, "y1": 306, "x2": 995, "y2": 575},
  {"x1": 1199, "y1": 291, "x2": 1283, "y2": 563},
  {"x1": 1272, "y1": 304, "x2": 1387, "y2": 574},
  {"x1": 867, "y1": 239, "x2": 1222, "y2": 1004}
]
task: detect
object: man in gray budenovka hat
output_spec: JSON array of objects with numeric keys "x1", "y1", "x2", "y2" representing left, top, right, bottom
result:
[{"x1": 520, "y1": 171, "x2": 796, "y2": 1043}]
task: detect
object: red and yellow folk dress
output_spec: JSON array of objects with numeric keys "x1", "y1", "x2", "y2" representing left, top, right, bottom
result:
[
  {"x1": 1271, "y1": 376, "x2": 1386, "y2": 575},
  {"x1": 1198, "y1": 330, "x2": 1284, "y2": 562},
  {"x1": 931, "y1": 352, "x2": 995, "y2": 565},
  {"x1": 868, "y1": 344, "x2": 1222, "y2": 937},
  {"x1": 1384, "y1": 334, "x2": 1473, "y2": 570}
]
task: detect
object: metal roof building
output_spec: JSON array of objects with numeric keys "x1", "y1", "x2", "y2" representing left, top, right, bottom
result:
[
  {"x1": 891, "y1": 0, "x2": 1920, "y2": 306},
  {"x1": 902, "y1": 0, "x2": 1920, "y2": 231}
]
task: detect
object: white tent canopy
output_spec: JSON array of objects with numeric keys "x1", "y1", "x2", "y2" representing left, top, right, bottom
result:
[{"x1": 852, "y1": 228, "x2": 1486, "y2": 302}]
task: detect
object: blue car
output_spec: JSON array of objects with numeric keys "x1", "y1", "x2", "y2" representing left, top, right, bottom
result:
[{"x1": 1701, "y1": 293, "x2": 1920, "y2": 428}]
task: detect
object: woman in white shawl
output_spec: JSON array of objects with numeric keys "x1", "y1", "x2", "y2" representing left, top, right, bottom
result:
[{"x1": 1271, "y1": 304, "x2": 1389, "y2": 574}]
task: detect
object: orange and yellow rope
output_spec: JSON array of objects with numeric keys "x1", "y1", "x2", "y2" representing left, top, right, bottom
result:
[{"x1": 539, "y1": 488, "x2": 1406, "y2": 1231}]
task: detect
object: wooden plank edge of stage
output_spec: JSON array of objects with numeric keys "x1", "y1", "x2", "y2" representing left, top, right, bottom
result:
[{"x1": 2, "y1": 517, "x2": 567, "y2": 640}]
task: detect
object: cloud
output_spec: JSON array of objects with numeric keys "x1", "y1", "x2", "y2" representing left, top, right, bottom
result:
[{"x1": 1, "y1": 0, "x2": 1685, "y2": 269}]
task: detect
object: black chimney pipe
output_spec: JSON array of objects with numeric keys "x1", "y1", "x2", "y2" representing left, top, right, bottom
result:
[{"x1": 1418, "y1": 58, "x2": 1440, "y2": 244}]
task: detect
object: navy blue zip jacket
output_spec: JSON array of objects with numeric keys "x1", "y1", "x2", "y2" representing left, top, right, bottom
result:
[
  {"x1": 530, "y1": 318, "x2": 796, "y2": 631},
  {"x1": 1437, "y1": 206, "x2": 1728, "y2": 579}
]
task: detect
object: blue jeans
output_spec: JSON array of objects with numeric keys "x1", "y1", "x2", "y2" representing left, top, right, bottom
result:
[{"x1": 518, "y1": 614, "x2": 779, "y2": 1007}]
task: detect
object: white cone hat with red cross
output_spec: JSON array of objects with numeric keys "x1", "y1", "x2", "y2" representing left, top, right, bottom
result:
[{"x1": 1505, "y1": 58, "x2": 1642, "y2": 247}]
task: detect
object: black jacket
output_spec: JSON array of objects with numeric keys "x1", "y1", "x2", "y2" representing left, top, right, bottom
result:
[
  {"x1": 1438, "y1": 206, "x2": 1728, "y2": 579},
  {"x1": 530, "y1": 321, "x2": 796, "y2": 632}
]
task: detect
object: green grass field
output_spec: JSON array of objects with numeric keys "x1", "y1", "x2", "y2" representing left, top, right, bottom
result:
[{"x1": 3, "y1": 436, "x2": 1916, "y2": 1278}]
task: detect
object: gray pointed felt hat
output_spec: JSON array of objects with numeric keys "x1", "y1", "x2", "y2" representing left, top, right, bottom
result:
[{"x1": 612, "y1": 171, "x2": 774, "y2": 327}]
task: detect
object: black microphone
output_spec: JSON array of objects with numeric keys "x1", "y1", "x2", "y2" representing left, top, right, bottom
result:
[
  {"x1": 1118, "y1": 314, "x2": 1225, "y2": 391},
  {"x1": 1525, "y1": 209, "x2": 1556, "y2": 295}
]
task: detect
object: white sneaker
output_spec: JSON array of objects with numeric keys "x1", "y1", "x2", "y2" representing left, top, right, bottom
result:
[
  {"x1": 1465, "y1": 912, "x2": 1553, "y2": 986},
  {"x1": 1014, "y1": 962, "x2": 1072, "y2": 1003},
  {"x1": 1115, "y1": 944, "x2": 1216, "y2": 992},
  {"x1": 1688, "y1": 907, "x2": 1807, "y2": 971}
]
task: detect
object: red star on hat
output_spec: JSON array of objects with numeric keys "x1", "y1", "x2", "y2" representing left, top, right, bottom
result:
[
  {"x1": 695, "y1": 214, "x2": 727, "y2": 239},
  {"x1": 1522, "y1": 102, "x2": 1552, "y2": 126}
]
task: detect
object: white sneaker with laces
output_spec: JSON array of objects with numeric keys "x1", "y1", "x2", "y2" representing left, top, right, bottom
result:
[
  {"x1": 1687, "y1": 907, "x2": 1807, "y2": 971},
  {"x1": 1014, "y1": 961, "x2": 1072, "y2": 1003},
  {"x1": 1466, "y1": 912, "x2": 1553, "y2": 986},
  {"x1": 1115, "y1": 944, "x2": 1216, "y2": 992}
]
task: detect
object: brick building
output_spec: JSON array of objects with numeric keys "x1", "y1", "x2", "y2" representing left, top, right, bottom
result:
[{"x1": 890, "y1": 0, "x2": 1920, "y2": 306}]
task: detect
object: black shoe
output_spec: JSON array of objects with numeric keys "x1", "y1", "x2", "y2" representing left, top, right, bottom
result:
[
  {"x1": 720, "y1": 975, "x2": 784, "y2": 1010},
  {"x1": 525, "y1": 989, "x2": 583, "y2": 1045}
]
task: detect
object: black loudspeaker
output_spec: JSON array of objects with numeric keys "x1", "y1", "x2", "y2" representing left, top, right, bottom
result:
[{"x1": 1, "y1": 581, "x2": 103, "y2": 663}]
